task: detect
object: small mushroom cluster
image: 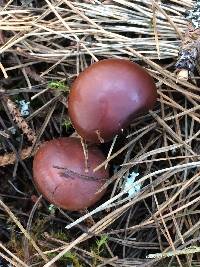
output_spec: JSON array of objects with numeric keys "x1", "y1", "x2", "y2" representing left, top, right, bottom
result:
[{"x1": 33, "y1": 59, "x2": 157, "y2": 211}]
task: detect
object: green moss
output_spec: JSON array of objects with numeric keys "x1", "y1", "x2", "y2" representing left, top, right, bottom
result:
[
  {"x1": 48, "y1": 81, "x2": 69, "y2": 92},
  {"x1": 50, "y1": 230, "x2": 69, "y2": 242},
  {"x1": 48, "y1": 251, "x2": 83, "y2": 267},
  {"x1": 96, "y1": 235, "x2": 108, "y2": 254},
  {"x1": 91, "y1": 235, "x2": 108, "y2": 266}
]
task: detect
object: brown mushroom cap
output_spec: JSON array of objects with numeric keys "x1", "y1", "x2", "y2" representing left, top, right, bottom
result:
[
  {"x1": 33, "y1": 137, "x2": 109, "y2": 211},
  {"x1": 68, "y1": 58, "x2": 157, "y2": 143}
]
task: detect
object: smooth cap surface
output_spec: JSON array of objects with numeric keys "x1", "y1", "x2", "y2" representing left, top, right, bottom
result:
[
  {"x1": 33, "y1": 137, "x2": 109, "y2": 211},
  {"x1": 68, "y1": 59, "x2": 157, "y2": 143}
]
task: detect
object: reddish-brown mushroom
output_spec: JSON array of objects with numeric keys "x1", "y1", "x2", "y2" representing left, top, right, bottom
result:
[
  {"x1": 33, "y1": 137, "x2": 108, "y2": 211},
  {"x1": 68, "y1": 58, "x2": 157, "y2": 143}
]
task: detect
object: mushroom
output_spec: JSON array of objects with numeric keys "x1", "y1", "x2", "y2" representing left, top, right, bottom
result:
[
  {"x1": 68, "y1": 58, "x2": 157, "y2": 143},
  {"x1": 33, "y1": 137, "x2": 109, "y2": 211}
]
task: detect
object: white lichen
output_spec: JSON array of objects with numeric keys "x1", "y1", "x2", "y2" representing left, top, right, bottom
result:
[
  {"x1": 16, "y1": 100, "x2": 30, "y2": 116},
  {"x1": 9, "y1": 127, "x2": 16, "y2": 135},
  {"x1": 123, "y1": 171, "x2": 141, "y2": 198}
]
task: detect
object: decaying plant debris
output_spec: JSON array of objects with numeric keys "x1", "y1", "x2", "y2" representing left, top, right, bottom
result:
[
  {"x1": 1, "y1": 0, "x2": 200, "y2": 267},
  {"x1": 176, "y1": 0, "x2": 200, "y2": 80}
]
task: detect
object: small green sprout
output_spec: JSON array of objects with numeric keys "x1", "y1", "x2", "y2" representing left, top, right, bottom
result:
[{"x1": 62, "y1": 118, "x2": 72, "y2": 132}]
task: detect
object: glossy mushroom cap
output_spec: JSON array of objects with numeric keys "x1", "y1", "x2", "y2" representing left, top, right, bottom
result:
[
  {"x1": 68, "y1": 59, "x2": 157, "y2": 143},
  {"x1": 33, "y1": 137, "x2": 108, "y2": 211}
]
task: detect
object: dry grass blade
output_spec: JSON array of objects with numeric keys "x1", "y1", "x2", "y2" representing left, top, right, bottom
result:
[
  {"x1": 0, "y1": 242, "x2": 28, "y2": 267},
  {"x1": 0, "y1": 198, "x2": 49, "y2": 262}
]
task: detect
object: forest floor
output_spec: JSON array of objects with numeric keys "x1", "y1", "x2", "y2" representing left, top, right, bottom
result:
[{"x1": 0, "y1": 1, "x2": 200, "y2": 267}]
